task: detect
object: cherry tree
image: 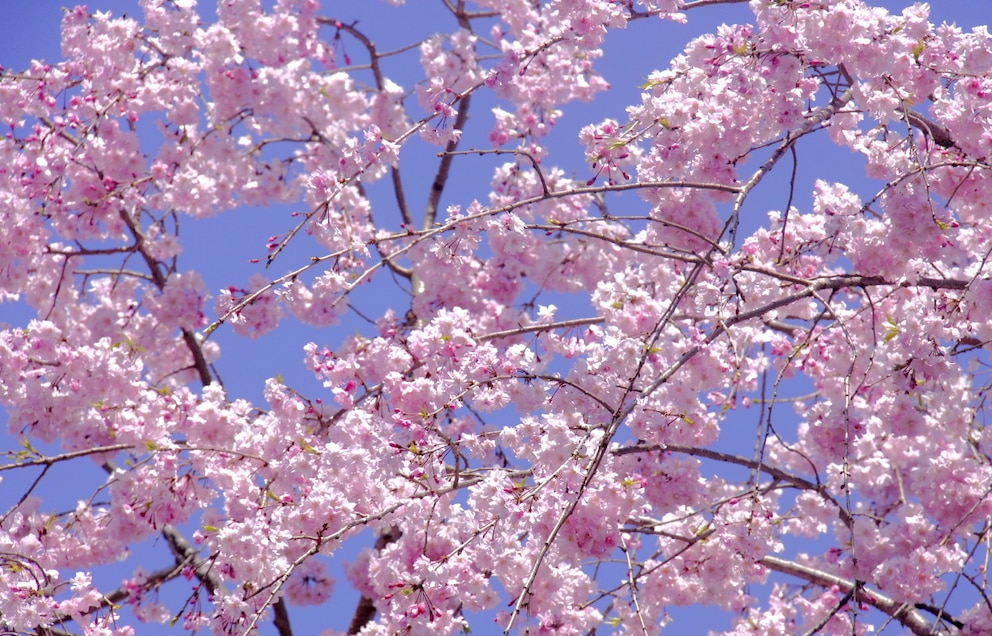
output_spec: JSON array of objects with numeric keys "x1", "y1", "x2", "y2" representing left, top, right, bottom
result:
[{"x1": 2, "y1": 0, "x2": 992, "y2": 634}]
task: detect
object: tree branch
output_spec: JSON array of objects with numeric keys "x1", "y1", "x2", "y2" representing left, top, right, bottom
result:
[
  {"x1": 423, "y1": 93, "x2": 472, "y2": 232},
  {"x1": 0, "y1": 443, "x2": 133, "y2": 472},
  {"x1": 760, "y1": 555, "x2": 949, "y2": 635},
  {"x1": 346, "y1": 527, "x2": 403, "y2": 634},
  {"x1": 903, "y1": 110, "x2": 956, "y2": 150},
  {"x1": 614, "y1": 443, "x2": 853, "y2": 528}
]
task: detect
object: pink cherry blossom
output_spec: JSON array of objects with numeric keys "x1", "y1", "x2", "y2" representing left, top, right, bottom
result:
[{"x1": 2, "y1": 1, "x2": 992, "y2": 635}]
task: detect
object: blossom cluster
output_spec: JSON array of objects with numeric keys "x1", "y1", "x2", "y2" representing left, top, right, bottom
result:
[{"x1": 1, "y1": 0, "x2": 991, "y2": 635}]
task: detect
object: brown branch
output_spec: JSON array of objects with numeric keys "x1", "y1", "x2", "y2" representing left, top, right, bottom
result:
[
  {"x1": 165, "y1": 522, "x2": 302, "y2": 636},
  {"x1": 272, "y1": 598, "x2": 293, "y2": 636},
  {"x1": 760, "y1": 555, "x2": 946, "y2": 635},
  {"x1": 727, "y1": 86, "x2": 854, "y2": 247},
  {"x1": 528, "y1": 221, "x2": 719, "y2": 261},
  {"x1": 904, "y1": 110, "x2": 956, "y2": 150},
  {"x1": 440, "y1": 148, "x2": 551, "y2": 197},
  {"x1": 478, "y1": 316, "x2": 604, "y2": 342},
  {"x1": 424, "y1": 92, "x2": 472, "y2": 232},
  {"x1": 0, "y1": 443, "x2": 133, "y2": 472},
  {"x1": 616, "y1": 523, "x2": 958, "y2": 634},
  {"x1": 162, "y1": 524, "x2": 222, "y2": 596},
  {"x1": 44, "y1": 561, "x2": 185, "y2": 629},
  {"x1": 317, "y1": 17, "x2": 413, "y2": 229},
  {"x1": 630, "y1": 270, "x2": 969, "y2": 420},
  {"x1": 614, "y1": 443, "x2": 852, "y2": 528},
  {"x1": 347, "y1": 527, "x2": 403, "y2": 634},
  {"x1": 501, "y1": 265, "x2": 971, "y2": 633},
  {"x1": 505, "y1": 428, "x2": 604, "y2": 633},
  {"x1": 117, "y1": 208, "x2": 213, "y2": 386}
]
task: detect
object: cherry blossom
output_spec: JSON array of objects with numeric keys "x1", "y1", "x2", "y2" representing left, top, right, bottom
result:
[{"x1": 2, "y1": 0, "x2": 992, "y2": 635}]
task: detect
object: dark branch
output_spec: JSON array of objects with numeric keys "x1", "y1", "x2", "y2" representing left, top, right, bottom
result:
[
  {"x1": 614, "y1": 442, "x2": 853, "y2": 527},
  {"x1": 347, "y1": 526, "x2": 403, "y2": 634}
]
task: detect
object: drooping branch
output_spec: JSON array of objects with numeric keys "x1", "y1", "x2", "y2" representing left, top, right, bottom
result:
[
  {"x1": 317, "y1": 17, "x2": 414, "y2": 231},
  {"x1": 440, "y1": 148, "x2": 551, "y2": 197},
  {"x1": 614, "y1": 443, "x2": 853, "y2": 528},
  {"x1": 203, "y1": 177, "x2": 744, "y2": 338}
]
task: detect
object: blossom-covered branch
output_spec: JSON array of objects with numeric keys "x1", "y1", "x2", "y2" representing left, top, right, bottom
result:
[{"x1": 2, "y1": 1, "x2": 991, "y2": 635}]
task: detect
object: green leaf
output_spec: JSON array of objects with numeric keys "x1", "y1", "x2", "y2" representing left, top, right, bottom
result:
[
  {"x1": 883, "y1": 315, "x2": 900, "y2": 342},
  {"x1": 912, "y1": 39, "x2": 926, "y2": 60},
  {"x1": 297, "y1": 438, "x2": 320, "y2": 455}
]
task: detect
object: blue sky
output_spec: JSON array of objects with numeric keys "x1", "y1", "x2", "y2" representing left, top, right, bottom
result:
[{"x1": 1, "y1": 1, "x2": 989, "y2": 634}]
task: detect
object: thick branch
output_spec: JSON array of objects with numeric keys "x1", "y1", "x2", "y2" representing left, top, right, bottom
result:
[
  {"x1": 346, "y1": 527, "x2": 403, "y2": 634},
  {"x1": 904, "y1": 110, "x2": 956, "y2": 150},
  {"x1": 272, "y1": 598, "x2": 293, "y2": 636},
  {"x1": 423, "y1": 93, "x2": 472, "y2": 231},
  {"x1": 760, "y1": 555, "x2": 947, "y2": 635},
  {"x1": 118, "y1": 208, "x2": 213, "y2": 387},
  {"x1": 836, "y1": 64, "x2": 955, "y2": 150},
  {"x1": 45, "y1": 562, "x2": 184, "y2": 629},
  {"x1": 162, "y1": 524, "x2": 223, "y2": 595}
]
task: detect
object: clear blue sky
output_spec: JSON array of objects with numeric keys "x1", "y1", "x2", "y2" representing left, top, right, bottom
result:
[{"x1": 0, "y1": 1, "x2": 987, "y2": 634}]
